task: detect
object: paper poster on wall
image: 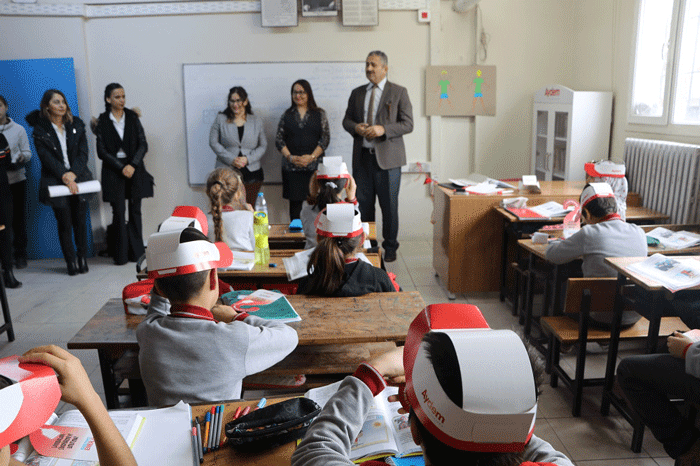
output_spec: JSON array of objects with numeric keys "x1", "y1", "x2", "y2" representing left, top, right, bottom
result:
[
  {"x1": 261, "y1": 0, "x2": 298, "y2": 27},
  {"x1": 425, "y1": 66, "x2": 496, "y2": 116}
]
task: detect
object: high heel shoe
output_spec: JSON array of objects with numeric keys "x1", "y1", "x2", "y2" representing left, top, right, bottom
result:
[
  {"x1": 78, "y1": 256, "x2": 89, "y2": 274},
  {"x1": 2, "y1": 269, "x2": 22, "y2": 289},
  {"x1": 67, "y1": 260, "x2": 78, "y2": 276}
]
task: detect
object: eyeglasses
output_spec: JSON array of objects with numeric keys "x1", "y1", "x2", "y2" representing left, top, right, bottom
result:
[
  {"x1": 292, "y1": 90, "x2": 307, "y2": 95},
  {"x1": 229, "y1": 99, "x2": 244, "y2": 104}
]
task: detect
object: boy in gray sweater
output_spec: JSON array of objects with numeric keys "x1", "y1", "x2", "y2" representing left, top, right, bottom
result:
[{"x1": 136, "y1": 227, "x2": 298, "y2": 407}]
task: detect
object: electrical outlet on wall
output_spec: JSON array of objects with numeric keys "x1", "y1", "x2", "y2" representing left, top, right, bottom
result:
[{"x1": 418, "y1": 9, "x2": 430, "y2": 22}]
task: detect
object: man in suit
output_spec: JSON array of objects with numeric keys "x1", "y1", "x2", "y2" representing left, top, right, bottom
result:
[{"x1": 343, "y1": 51, "x2": 413, "y2": 263}]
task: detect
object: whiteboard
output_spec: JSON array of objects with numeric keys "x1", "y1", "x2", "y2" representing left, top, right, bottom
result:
[{"x1": 183, "y1": 62, "x2": 366, "y2": 186}]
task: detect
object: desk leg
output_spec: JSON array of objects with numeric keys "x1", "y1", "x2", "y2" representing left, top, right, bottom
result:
[
  {"x1": 645, "y1": 291, "x2": 663, "y2": 354},
  {"x1": 523, "y1": 253, "x2": 535, "y2": 333},
  {"x1": 500, "y1": 218, "x2": 510, "y2": 302},
  {"x1": 602, "y1": 273, "x2": 627, "y2": 416},
  {"x1": 98, "y1": 350, "x2": 120, "y2": 410}
]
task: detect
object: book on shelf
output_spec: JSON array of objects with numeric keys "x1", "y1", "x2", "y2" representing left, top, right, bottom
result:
[
  {"x1": 221, "y1": 289, "x2": 301, "y2": 323},
  {"x1": 305, "y1": 381, "x2": 421, "y2": 463},
  {"x1": 645, "y1": 227, "x2": 700, "y2": 250},
  {"x1": 626, "y1": 254, "x2": 700, "y2": 292}
]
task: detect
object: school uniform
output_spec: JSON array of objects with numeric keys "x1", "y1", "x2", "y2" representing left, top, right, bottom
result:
[
  {"x1": 291, "y1": 364, "x2": 575, "y2": 466},
  {"x1": 299, "y1": 201, "x2": 320, "y2": 249},
  {"x1": 207, "y1": 207, "x2": 255, "y2": 251},
  {"x1": 136, "y1": 301, "x2": 298, "y2": 407},
  {"x1": 298, "y1": 258, "x2": 395, "y2": 297}
]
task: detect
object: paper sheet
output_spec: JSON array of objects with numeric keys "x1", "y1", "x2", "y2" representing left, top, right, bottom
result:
[{"x1": 48, "y1": 180, "x2": 102, "y2": 198}]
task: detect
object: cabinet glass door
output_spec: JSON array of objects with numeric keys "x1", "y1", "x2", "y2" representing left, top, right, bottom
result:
[
  {"x1": 552, "y1": 111, "x2": 569, "y2": 180},
  {"x1": 535, "y1": 110, "x2": 549, "y2": 180}
]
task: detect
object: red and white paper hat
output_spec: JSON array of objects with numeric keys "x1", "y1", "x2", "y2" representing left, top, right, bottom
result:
[
  {"x1": 584, "y1": 160, "x2": 625, "y2": 178},
  {"x1": 315, "y1": 203, "x2": 363, "y2": 238},
  {"x1": 158, "y1": 206, "x2": 208, "y2": 237},
  {"x1": 402, "y1": 304, "x2": 538, "y2": 453},
  {"x1": 0, "y1": 355, "x2": 61, "y2": 448},
  {"x1": 316, "y1": 156, "x2": 350, "y2": 180},
  {"x1": 580, "y1": 182, "x2": 615, "y2": 208},
  {"x1": 146, "y1": 228, "x2": 232, "y2": 279}
]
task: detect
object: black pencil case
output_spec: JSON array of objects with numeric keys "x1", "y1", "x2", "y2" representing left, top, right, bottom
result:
[{"x1": 225, "y1": 397, "x2": 321, "y2": 451}]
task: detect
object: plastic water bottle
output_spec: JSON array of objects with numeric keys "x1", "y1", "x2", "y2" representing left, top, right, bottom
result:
[
  {"x1": 254, "y1": 211, "x2": 270, "y2": 265},
  {"x1": 254, "y1": 192, "x2": 268, "y2": 218},
  {"x1": 562, "y1": 200, "x2": 581, "y2": 239}
]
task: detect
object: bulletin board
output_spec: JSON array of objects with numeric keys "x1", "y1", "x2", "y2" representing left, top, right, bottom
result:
[
  {"x1": 425, "y1": 65, "x2": 496, "y2": 116},
  {"x1": 183, "y1": 62, "x2": 366, "y2": 186}
]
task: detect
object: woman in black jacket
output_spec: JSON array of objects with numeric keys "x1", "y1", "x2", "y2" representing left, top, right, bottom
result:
[
  {"x1": 94, "y1": 83, "x2": 153, "y2": 265},
  {"x1": 26, "y1": 89, "x2": 93, "y2": 276}
]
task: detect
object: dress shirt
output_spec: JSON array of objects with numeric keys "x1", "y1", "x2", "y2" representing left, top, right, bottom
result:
[
  {"x1": 109, "y1": 111, "x2": 127, "y2": 158},
  {"x1": 51, "y1": 122, "x2": 70, "y2": 169},
  {"x1": 362, "y1": 77, "x2": 386, "y2": 149}
]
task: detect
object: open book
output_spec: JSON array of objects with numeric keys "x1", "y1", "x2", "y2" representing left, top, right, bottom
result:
[
  {"x1": 646, "y1": 227, "x2": 700, "y2": 250},
  {"x1": 221, "y1": 289, "x2": 301, "y2": 323},
  {"x1": 305, "y1": 381, "x2": 421, "y2": 463},
  {"x1": 627, "y1": 254, "x2": 700, "y2": 292}
]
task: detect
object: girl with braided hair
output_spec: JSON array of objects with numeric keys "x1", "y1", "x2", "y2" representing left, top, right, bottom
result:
[{"x1": 205, "y1": 167, "x2": 255, "y2": 251}]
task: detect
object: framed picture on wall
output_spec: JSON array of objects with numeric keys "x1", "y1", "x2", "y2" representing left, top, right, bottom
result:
[
  {"x1": 261, "y1": 0, "x2": 298, "y2": 27},
  {"x1": 302, "y1": 0, "x2": 338, "y2": 16}
]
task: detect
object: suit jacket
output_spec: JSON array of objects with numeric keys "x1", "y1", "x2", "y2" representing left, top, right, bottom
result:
[
  {"x1": 210, "y1": 113, "x2": 267, "y2": 172},
  {"x1": 95, "y1": 108, "x2": 153, "y2": 203},
  {"x1": 342, "y1": 81, "x2": 413, "y2": 170},
  {"x1": 26, "y1": 110, "x2": 93, "y2": 209}
]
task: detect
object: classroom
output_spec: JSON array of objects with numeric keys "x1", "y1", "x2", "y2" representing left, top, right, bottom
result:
[{"x1": 1, "y1": 0, "x2": 700, "y2": 465}]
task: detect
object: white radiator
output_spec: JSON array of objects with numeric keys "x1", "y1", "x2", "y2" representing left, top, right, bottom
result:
[{"x1": 624, "y1": 138, "x2": 700, "y2": 224}]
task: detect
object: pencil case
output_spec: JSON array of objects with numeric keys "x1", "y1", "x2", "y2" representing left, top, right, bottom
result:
[{"x1": 225, "y1": 397, "x2": 321, "y2": 451}]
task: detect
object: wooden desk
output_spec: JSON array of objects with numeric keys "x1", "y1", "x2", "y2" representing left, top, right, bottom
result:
[
  {"x1": 269, "y1": 222, "x2": 376, "y2": 249},
  {"x1": 433, "y1": 181, "x2": 587, "y2": 296},
  {"x1": 68, "y1": 292, "x2": 424, "y2": 408}
]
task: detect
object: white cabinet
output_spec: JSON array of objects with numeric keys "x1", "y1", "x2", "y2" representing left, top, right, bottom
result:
[{"x1": 532, "y1": 85, "x2": 613, "y2": 181}]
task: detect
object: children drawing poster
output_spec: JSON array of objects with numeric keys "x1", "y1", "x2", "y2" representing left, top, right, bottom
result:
[{"x1": 425, "y1": 65, "x2": 496, "y2": 116}]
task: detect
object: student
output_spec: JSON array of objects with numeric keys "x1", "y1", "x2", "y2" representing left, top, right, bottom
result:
[
  {"x1": 136, "y1": 227, "x2": 298, "y2": 407},
  {"x1": 292, "y1": 303, "x2": 575, "y2": 466},
  {"x1": 206, "y1": 167, "x2": 255, "y2": 251},
  {"x1": 617, "y1": 331, "x2": 700, "y2": 466},
  {"x1": 300, "y1": 156, "x2": 357, "y2": 249},
  {"x1": 297, "y1": 203, "x2": 397, "y2": 297},
  {"x1": 545, "y1": 182, "x2": 647, "y2": 327},
  {"x1": 584, "y1": 160, "x2": 628, "y2": 220},
  {"x1": 2, "y1": 345, "x2": 137, "y2": 466}
]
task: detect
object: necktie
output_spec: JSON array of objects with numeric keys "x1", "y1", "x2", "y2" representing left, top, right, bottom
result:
[{"x1": 366, "y1": 85, "x2": 376, "y2": 126}]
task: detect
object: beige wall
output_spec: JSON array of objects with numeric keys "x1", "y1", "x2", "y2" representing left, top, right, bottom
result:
[{"x1": 4, "y1": 0, "x2": 693, "y2": 245}]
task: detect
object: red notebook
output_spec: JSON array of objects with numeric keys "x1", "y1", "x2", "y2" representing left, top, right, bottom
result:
[{"x1": 505, "y1": 207, "x2": 546, "y2": 219}]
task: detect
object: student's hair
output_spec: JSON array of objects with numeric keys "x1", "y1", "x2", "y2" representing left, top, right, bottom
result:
[
  {"x1": 411, "y1": 331, "x2": 544, "y2": 466},
  {"x1": 153, "y1": 229, "x2": 211, "y2": 303},
  {"x1": 304, "y1": 233, "x2": 364, "y2": 296},
  {"x1": 40, "y1": 89, "x2": 73, "y2": 124},
  {"x1": 582, "y1": 183, "x2": 618, "y2": 219},
  {"x1": 288, "y1": 79, "x2": 322, "y2": 113},
  {"x1": 307, "y1": 177, "x2": 346, "y2": 210},
  {"x1": 206, "y1": 167, "x2": 244, "y2": 242},
  {"x1": 0, "y1": 95, "x2": 8, "y2": 119},
  {"x1": 368, "y1": 50, "x2": 388, "y2": 67},
  {"x1": 103, "y1": 83, "x2": 124, "y2": 112},
  {"x1": 223, "y1": 86, "x2": 253, "y2": 120}
]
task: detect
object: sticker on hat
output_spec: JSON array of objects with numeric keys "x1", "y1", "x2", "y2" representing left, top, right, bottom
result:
[
  {"x1": 580, "y1": 182, "x2": 615, "y2": 208},
  {"x1": 0, "y1": 355, "x2": 61, "y2": 448},
  {"x1": 146, "y1": 228, "x2": 232, "y2": 279},
  {"x1": 315, "y1": 203, "x2": 363, "y2": 238},
  {"x1": 316, "y1": 156, "x2": 350, "y2": 180},
  {"x1": 158, "y1": 206, "x2": 208, "y2": 236},
  {"x1": 584, "y1": 160, "x2": 625, "y2": 178},
  {"x1": 401, "y1": 304, "x2": 537, "y2": 452}
]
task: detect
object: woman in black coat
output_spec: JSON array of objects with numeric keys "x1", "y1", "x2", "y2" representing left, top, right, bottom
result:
[
  {"x1": 94, "y1": 83, "x2": 153, "y2": 265},
  {"x1": 26, "y1": 89, "x2": 93, "y2": 276}
]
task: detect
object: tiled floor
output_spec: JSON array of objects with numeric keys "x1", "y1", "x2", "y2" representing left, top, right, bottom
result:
[{"x1": 0, "y1": 238, "x2": 674, "y2": 465}]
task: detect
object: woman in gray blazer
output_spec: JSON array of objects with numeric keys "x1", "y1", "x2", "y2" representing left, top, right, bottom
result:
[{"x1": 209, "y1": 86, "x2": 267, "y2": 205}]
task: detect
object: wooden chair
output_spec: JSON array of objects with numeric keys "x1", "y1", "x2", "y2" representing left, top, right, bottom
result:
[{"x1": 540, "y1": 277, "x2": 688, "y2": 417}]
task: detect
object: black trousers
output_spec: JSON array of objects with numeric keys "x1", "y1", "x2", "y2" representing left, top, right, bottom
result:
[
  {"x1": 10, "y1": 180, "x2": 27, "y2": 259},
  {"x1": 617, "y1": 353, "x2": 700, "y2": 459},
  {"x1": 51, "y1": 196, "x2": 88, "y2": 263},
  {"x1": 354, "y1": 148, "x2": 401, "y2": 253},
  {"x1": 0, "y1": 170, "x2": 13, "y2": 271},
  {"x1": 111, "y1": 197, "x2": 145, "y2": 264}
]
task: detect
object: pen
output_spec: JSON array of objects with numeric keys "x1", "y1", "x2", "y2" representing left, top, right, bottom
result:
[
  {"x1": 254, "y1": 398, "x2": 266, "y2": 411},
  {"x1": 240, "y1": 405, "x2": 251, "y2": 417},
  {"x1": 217, "y1": 404, "x2": 226, "y2": 449},
  {"x1": 191, "y1": 427, "x2": 198, "y2": 466},
  {"x1": 208, "y1": 406, "x2": 216, "y2": 451},
  {"x1": 233, "y1": 406, "x2": 242, "y2": 420},
  {"x1": 213, "y1": 405, "x2": 221, "y2": 451},
  {"x1": 195, "y1": 418, "x2": 203, "y2": 463},
  {"x1": 202, "y1": 412, "x2": 210, "y2": 454}
]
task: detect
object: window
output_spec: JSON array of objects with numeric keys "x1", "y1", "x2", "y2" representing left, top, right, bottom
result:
[{"x1": 630, "y1": 0, "x2": 700, "y2": 126}]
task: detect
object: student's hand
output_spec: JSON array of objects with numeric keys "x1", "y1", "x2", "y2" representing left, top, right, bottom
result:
[
  {"x1": 369, "y1": 347, "x2": 405, "y2": 384},
  {"x1": 211, "y1": 304, "x2": 239, "y2": 323},
  {"x1": 346, "y1": 175, "x2": 357, "y2": 201},
  {"x1": 19, "y1": 345, "x2": 98, "y2": 411},
  {"x1": 364, "y1": 125, "x2": 385, "y2": 140},
  {"x1": 668, "y1": 332, "x2": 694, "y2": 358},
  {"x1": 243, "y1": 202, "x2": 254, "y2": 212},
  {"x1": 354, "y1": 123, "x2": 369, "y2": 137},
  {"x1": 121, "y1": 165, "x2": 135, "y2": 179}
]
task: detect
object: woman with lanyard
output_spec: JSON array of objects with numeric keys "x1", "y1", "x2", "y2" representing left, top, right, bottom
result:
[
  {"x1": 94, "y1": 83, "x2": 153, "y2": 265},
  {"x1": 275, "y1": 79, "x2": 330, "y2": 221},
  {"x1": 26, "y1": 89, "x2": 94, "y2": 276}
]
